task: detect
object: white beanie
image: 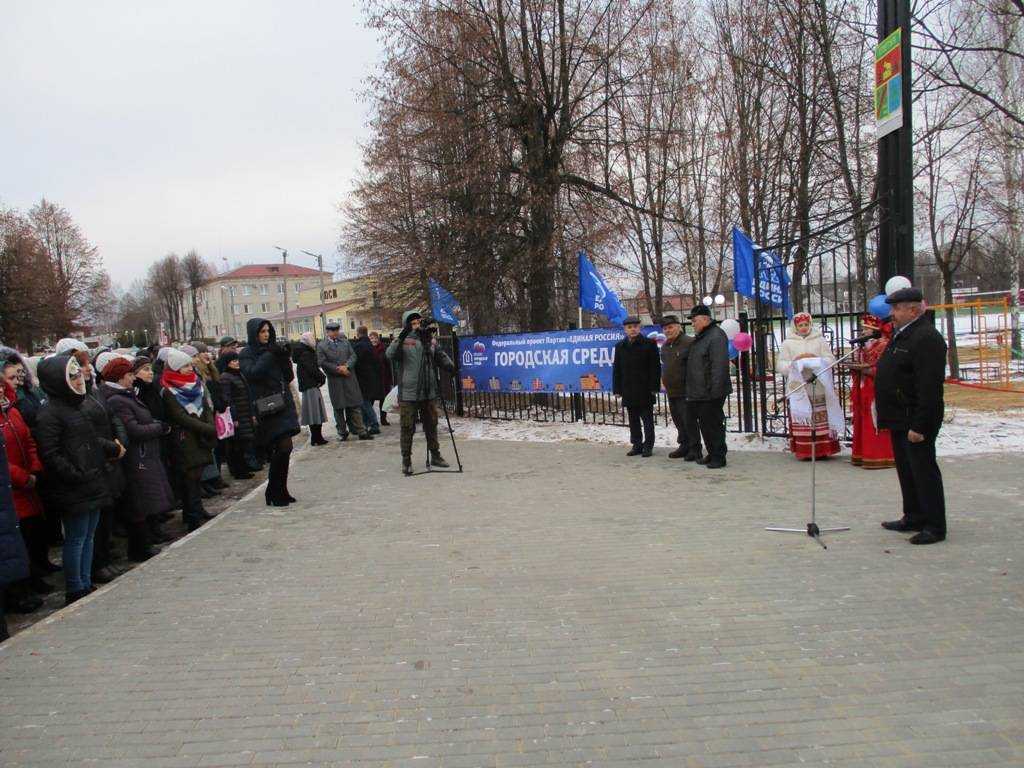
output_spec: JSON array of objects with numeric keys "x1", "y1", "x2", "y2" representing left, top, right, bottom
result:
[
  {"x1": 55, "y1": 337, "x2": 88, "y2": 355},
  {"x1": 156, "y1": 347, "x2": 172, "y2": 362},
  {"x1": 94, "y1": 351, "x2": 117, "y2": 374},
  {"x1": 165, "y1": 348, "x2": 193, "y2": 372}
]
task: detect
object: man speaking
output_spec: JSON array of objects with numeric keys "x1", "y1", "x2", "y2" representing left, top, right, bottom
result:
[{"x1": 875, "y1": 286, "x2": 948, "y2": 545}]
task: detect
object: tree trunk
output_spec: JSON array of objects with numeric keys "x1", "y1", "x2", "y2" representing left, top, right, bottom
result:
[{"x1": 942, "y1": 271, "x2": 960, "y2": 378}]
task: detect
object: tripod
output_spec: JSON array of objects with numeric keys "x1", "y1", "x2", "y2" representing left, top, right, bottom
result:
[
  {"x1": 409, "y1": 358, "x2": 464, "y2": 476},
  {"x1": 765, "y1": 348, "x2": 857, "y2": 549}
]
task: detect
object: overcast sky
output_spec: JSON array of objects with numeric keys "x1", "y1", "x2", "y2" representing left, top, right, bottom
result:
[{"x1": 0, "y1": 1, "x2": 381, "y2": 289}]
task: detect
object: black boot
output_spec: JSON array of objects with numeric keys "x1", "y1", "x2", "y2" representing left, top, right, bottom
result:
[
  {"x1": 148, "y1": 516, "x2": 173, "y2": 544},
  {"x1": 380, "y1": 413, "x2": 390, "y2": 426},
  {"x1": 402, "y1": 456, "x2": 413, "y2": 476},
  {"x1": 127, "y1": 521, "x2": 159, "y2": 562},
  {"x1": 310, "y1": 424, "x2": 328, "y2": 446},
  {"x1": 429, "y1": 451, "x2": 450, "y2": 468}
]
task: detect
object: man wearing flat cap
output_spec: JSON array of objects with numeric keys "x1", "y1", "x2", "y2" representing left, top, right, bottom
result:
[
  {"x1": 875, "y1": 286, "x2": 948, "y2": 544},
  {"x1": 218, "y1": 336, "x2": 238, "y2": 357},
  {"x1": 659, "y1": 315, "x2": 700, "y2": 460},
  {"x1": 316, "y1": 321, "x2": 371, "y2": 441},
  {"x1": 683, "y1": 304, "x2": 731, "y2": 468},
  {"x1": 612, "y1": 316, "x2": 661, "y2": 457}
]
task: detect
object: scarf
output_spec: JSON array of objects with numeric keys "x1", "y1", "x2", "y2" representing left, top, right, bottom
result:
[
  {"x1": 161, "y1": 368, "x2": 205, "y2": 416},
  {"x1": 787, "y1": 357, "x2": 845, "y2": 436}
]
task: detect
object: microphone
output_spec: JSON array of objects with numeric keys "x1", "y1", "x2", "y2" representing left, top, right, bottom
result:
[{"x1": 850, "y1": 329, "x2": 881, "y2": 345}]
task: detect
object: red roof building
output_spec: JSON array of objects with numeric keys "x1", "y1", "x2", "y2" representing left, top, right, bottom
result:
[{"x1": 203, "y1": 264, "x2": 332, "y2": 283}]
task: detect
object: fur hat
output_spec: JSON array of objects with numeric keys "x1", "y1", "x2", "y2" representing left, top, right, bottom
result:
[
  {"x1": 132, "y1": 355, "x2": 152, "y2": 373},
  {"x1": 165, "y1": 348, "x2": 193, "y2": 372},
  {"x1": 101, "y1": 357, "x2": 134, "y2": 383}
]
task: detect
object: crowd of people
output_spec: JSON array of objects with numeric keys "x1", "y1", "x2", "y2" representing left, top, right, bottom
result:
[{"x1": 0, "y1": 316, "x2": 402, "y2": 640}]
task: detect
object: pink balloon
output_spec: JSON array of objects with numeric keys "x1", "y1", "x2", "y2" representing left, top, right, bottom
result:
[{"x1": 732, "y1": 331, "x2": 753, "y2": 352}]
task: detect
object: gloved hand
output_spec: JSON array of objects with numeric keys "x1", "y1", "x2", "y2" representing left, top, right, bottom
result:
[
  {"x1": 272, "y1": 341, "x2": 291, "y2": 358},
  {"x1": 398, "y1": 323, "x2": 412, "y2": 343}
]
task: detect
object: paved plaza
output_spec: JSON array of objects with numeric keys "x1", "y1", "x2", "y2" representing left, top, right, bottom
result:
[{"x1": 1, "y1": 430, "x2": 1022, "y2": 767}]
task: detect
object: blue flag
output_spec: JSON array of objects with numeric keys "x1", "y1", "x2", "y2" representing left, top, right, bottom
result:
[
  {"x1": 578, "y1": 252, "x2": 629, "y2": 325},
  {"x1": 429, "y1": 278, "x2": 463, "y2": 325},
  {"x1": 732, "y1": 226, "x2": 794, "y2": 318}
]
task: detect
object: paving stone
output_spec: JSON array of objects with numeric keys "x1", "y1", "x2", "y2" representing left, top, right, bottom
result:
[{"x1": 0, "y1": 435, "x2": 1021, "y2": 767}]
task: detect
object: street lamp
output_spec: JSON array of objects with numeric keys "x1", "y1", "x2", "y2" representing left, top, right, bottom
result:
[
  {"x1": 301, "y1": 250, "x2": 328, "y2": 336},
  {"x1": 274, "y1": 246, "x2": 288, "y2": 338}
]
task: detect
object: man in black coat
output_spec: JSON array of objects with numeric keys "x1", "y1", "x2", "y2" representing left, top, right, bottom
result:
[
  {"x1": 683, "y1": 304, "x2": 732, "y2": 468},
  {"x1": 352, "y1": 326, "x2": 384, "y2": 434},
  {"x1": 612, "y1": 317, "x2": 661, "y2": 457},
  {"x1": 875, "y1": 287, "x2": 948, "y2": 545},
  {"x1": 659, "y1": 315, "x2": 699, "y2": 460}
]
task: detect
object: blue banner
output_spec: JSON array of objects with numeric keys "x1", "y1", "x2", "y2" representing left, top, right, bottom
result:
[
  {"x1": 458, "y1": 326, "x2": 663, "y2": 394},
  {"x1": 429, "y1": 278, "x2": 464, "y2": 325},
  {"x1": 578, "y1": 252, "x2": 629, "y2": 325},
  {"x1": 732, "y1": 226, "x2": 794, "y2": 318}
]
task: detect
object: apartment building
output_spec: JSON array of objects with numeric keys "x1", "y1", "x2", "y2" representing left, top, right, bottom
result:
[
  {"x1": 197, "y1": 264, "x2": 334, "y2": 340},
  {"x1": 267, "y1": 276, "x2": 403, "y2": 339}
]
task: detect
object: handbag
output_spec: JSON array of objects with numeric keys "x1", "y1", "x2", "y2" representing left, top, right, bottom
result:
[
  {"x1": 215, "y1": 407, "x2": 235, "y2": 439},
  {"x1": 253, "y1": 389, "x2": 286, "y2": 420}
]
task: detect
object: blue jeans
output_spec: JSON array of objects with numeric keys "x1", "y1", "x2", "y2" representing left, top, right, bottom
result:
[
  {"x1": 361, "y1": 400, "x2": 380, "y2": 431},
  {"x1": 62, "y1": 508, "x2": 101, "y2": 593}
]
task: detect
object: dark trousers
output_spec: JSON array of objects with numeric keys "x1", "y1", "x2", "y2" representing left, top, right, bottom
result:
[
  {"x1": 19, "y1": 515, "x2": 50, "y2": 574},
  {"x1": 626, "y1": 406, "x2": 655, "y2": 450},
  {"x1": 92, "y1": 505, "x2": 114, "y2": 571},
  {"x1": 226, "y1": 437, "x2": 252, "y2": 477},
  {"x1": 180, "y1": 468, "x2": 205, "y2": 526},
  {"x1": 668, "y1": 397, "x2": 699, "y2": 455},
  {"x1": 890, "y1": 430, "x2": 947, "y2": 534},
  {"x1": 333, "y1": 406, "x2": 365, "y2": 437},
  {"x1": 400, "y1": 400, "x2": 439, "y2": 457},
  {"x1": 689, "y1": 398, "x2": 727, "y2": 462}
]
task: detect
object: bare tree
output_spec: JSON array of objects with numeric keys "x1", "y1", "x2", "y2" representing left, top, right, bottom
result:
[{"x1": 181, "y1": 249, "x2": 212, "y2": 339}]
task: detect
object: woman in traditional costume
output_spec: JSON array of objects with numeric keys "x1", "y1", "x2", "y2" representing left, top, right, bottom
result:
[
  {"x1": 776, "y1": 312, "x2": 842, "y2": 459},
  {"x1": 846, "y1": 314, "x2": 896, "y2": 469}
]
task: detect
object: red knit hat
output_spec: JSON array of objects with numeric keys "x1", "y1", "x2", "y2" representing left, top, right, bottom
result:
[{"x1": 101, "y1": 356, "x2": 134, "y2": 383}]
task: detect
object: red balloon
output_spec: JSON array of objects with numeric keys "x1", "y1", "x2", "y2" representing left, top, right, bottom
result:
[{"x1": 732, "y1": 331, "x2": 753, "y2": 352}]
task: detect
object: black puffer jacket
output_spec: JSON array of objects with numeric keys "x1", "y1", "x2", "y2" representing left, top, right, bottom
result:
[
  {"x1": 292, "y1": 342, "x2": 326, "y2": 392},
  {"x1": 684, "y1": 323, "x2": 732, "y2": 402},
  {"x1": 239, "y1": 318, "x2": 299, "y2": 446},
  {"x1": 217, "y1": 367, "x2": 256, "y2": 443},
  {"x1": 34, "y1": 354, "x2": 118, "y2": 517},
  {"x1": 161, "y1": 384, "x2": 217, "y2": 471},
  {"x1": 105, "y1": 386, "x2": 174, "y2": 517},
  {"x1": 90, "y1": 382, "x2": 128, "y2": 498}
]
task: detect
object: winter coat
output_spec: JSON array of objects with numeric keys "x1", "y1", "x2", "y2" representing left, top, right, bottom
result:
[
  {"x1": 14, "y1": 386, "x2": 46, "y2": 430},
  {"x1": 1, "y1": 384, "x2": 45, "y2": 520},
  {"x1": 875, "y1": 314, "x2": 947, "y2": 436},
  {"x1": 34, "y1": 354, "x2": 118, "y2": 517},
  {"x1": 238, "y1": 318, "x2": 300, "y2": 446},
  {"x1": 161, "y1": 384, "x2": 218, "y2": 471},
  {"x1": 219, "y1": 370, "x2": 256, "y2": 442},
  {"x1": 87, "y1": 383, "x2": 128, "y2": 499},
  {"x1": 292, "y1": 342, "x2": 326, "y2": 393},
  {"x1": 0, "y1": 433, "x2": 29, "y2": 587},
  {"x1": 371, "y1": 340, "x2": 393, "y2": 394},
  {"x1": 105, "y1": 386, "x2": 174, "y2": 517},
  {"x1": 659, "y1": 332, "x2": 693, "y2": 398},
  {"x1": 316, "y1": 334, "x2": 364, "y2": 408},
  {"x1": 386, "y1": 313, "x2": 454, "y2": 402},
  {"x1": 776, "y1": 328, "x2": 836, "y2": 395},
  {"x1": 352, "y1": 336, "x2": 384, "y2": 402},
  {"x1": 612, "y1": 334, "x2": 662, "y2": 409},
  {"x1": 684, "y1": 323, "x2": 732, "y2": 402}
]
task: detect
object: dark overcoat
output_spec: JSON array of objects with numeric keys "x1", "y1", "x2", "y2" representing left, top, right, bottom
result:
[
  {"x1": 161, "y1": 386, "x2": 217, "y2": 471},
  {"x1": 0, "y1": 432, "x2": 29, "y2": 586},
  {"x1": 683, "y1": 324, "x2": 732, "y2": 402},
  {"x1": 352, "y1": 336, "x2": 383, "y2": 402},
  {"x1": 218, "y1": 370, "x2": 256, "y2": 442},
  {"x1": 238, "y1": 318, "x2": 300, "y2": 446},
  {"x1": 612, "y1": 334, "x2": 662, "y2": 409}
]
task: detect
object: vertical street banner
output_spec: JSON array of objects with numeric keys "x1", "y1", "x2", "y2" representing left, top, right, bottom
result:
[
  {"x1": 458, "y1": 326, "x2": 663, "y2": 394},
  {"x1": 875, "y1": 28, "x2": 903, "y2": 139}
]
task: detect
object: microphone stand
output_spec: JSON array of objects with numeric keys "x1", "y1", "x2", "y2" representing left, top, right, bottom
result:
[{"x1": 765, "y1": 346, "x2": 861, "y2": 549}]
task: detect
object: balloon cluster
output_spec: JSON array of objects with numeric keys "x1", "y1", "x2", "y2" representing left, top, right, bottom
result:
[
  {"x1": 718, "y1": 318, "x2": 752, "y2": 359},
  {"x1": 867, "y1": 275, "x2": 913, "y2": 320}
]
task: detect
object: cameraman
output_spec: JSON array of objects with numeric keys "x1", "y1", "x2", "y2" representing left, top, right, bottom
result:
[{"x1": 386, "y1": 310, "x2": 455, "y2": 475}]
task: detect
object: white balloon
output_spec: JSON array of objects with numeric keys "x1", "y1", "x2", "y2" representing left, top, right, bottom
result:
[
  {"x1": 714, "y1": 294, "x2": 726, "y2": 306},
  {"x1": 885, "y1": 275, "x2": 912, "y2": 296},
  {"x1": 720, "y1": 318, "x2": 741, "y2": 340},
  {"x1": 702, "y1": 296, "x2": 714, "y2": 306}
]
